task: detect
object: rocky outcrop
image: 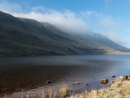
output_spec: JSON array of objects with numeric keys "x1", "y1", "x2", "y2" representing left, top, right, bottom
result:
[{"x1": 100, "y1": 79, "x2": 108, "y2": 84}]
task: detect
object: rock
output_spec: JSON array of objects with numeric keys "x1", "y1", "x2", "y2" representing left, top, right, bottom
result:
[
  {"x1": 110, "y1": 75, "x2": 115, "y2": 77},
  {"x1": 119, "y1": 76, "x2": 124, "y2": 80},
  {"x1": 86, "y1": 84, "x2": 88, "y2": 86},
  {"x1": 127, "y1": 75, "x2": 130, "y2": 80},
  {"x1": 100, "y1": 79, "x2": 108, "y2": 83},
  {"x1": 125, "y1": 75, "x2": 130, "y2": 80},
  {"x1": 75, "y1": 82, "x2": 80, "y2": 85},
  {"x1": 100, "y1": 82, "x2": 108, "y2": 84},
  {"x1": 119, "y1": 75, "x2": 128, "y2": 81},
  {"x1": 46, "y1": 80, "x2": 51, "y2": 84},
  {"x1": 126, "y1": 75, "x2": 129, "y2": 79}
]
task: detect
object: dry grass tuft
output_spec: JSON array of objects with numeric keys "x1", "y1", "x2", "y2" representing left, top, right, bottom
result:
[{"x1": 59, "y1": 84, "x2": 70, "y2": 98}]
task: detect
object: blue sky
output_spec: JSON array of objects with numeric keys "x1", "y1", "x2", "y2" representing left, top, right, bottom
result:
[{"x1": 0, "y1": 0, "x2": 130, "y2": 48}]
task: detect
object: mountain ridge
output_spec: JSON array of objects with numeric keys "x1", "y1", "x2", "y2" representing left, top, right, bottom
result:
[{"x1": 0, "y1": 11, "x2": 129, "y2": 56}]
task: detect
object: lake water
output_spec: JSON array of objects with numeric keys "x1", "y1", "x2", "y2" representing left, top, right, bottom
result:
[{"x1": 0, "y1": 55, "x2": 130, "y2": 97}]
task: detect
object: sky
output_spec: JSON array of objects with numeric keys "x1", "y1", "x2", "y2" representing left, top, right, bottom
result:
[{"x1": 0, "y1": 0, "x2": 130, "y2": 48}]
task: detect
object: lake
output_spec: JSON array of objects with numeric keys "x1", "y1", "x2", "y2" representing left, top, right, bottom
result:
[{"x1": 0, "y1": 55, "x2": 130, "y2": 97}]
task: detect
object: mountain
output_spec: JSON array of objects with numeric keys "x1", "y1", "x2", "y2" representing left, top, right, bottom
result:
[{"x1": 0, "y1": 11, "x2": 129, "y2": 56}]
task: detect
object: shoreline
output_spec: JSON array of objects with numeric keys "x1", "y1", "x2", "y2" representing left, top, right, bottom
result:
[{"x1": 3, "y1": 75, "x2": 130, "y2": 98}]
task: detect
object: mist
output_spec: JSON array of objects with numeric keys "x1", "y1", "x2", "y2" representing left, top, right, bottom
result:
[{"x1": 12, "y1": 9, "x2": 90, "y2": 35}]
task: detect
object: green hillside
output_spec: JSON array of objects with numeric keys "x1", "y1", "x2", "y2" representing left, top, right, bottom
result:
[{"x1": 0, "y1": 11, "x2": 129, "y2": 56}]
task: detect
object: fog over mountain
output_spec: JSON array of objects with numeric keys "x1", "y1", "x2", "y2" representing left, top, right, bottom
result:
[
  {"x1": 0, "y1": 11, "x2": 129, "y2": 56},
  {"x1": 13, "y1": 10, "x2": 90, "y2": 35}
]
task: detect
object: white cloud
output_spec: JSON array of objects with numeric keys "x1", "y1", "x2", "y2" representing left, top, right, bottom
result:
[
  {"x1": 0, "y1": 1, "x2": 22, "y2": 13},
  {"x1": 12, "y1": 9, "x2": 89, "y2": 34},
  {"x1": 81, "y1": 10, "x2": 119, "y2": 30},
  {"x1": 100, "y1": 17, "x2": 119, "y2": 30},
  {"x1": 32, "y1": 6, "x2": 45, "y2": 12},
  {"x1": 86, "y1": 11, "x2": 94, "y2": 15},
  {"x1": 81, "y1": 10, "x2": 101, "y2": 17}
]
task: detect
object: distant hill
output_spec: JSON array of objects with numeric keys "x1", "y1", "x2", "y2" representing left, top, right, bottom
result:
[{"x1": 0, "y1": 11, "x2": 129, "y2": 56}]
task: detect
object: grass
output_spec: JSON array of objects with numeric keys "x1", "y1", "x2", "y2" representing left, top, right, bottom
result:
[
  {"x1": 19, "y1": 84, "x2": 69, "y2": 98},
  {"x1": 2, "y1": 75, "x2": 130, "y2": 98},
  {"x1": 70, "y1": 76, "x2": 130, "y2": 98}
]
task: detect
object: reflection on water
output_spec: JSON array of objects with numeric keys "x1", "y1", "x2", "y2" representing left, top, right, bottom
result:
[{"x1": 0, "y1": 55, "x2": 130, "y2": 97}]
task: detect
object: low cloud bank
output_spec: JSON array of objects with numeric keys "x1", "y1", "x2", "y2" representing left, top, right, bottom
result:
[{"x1": 13, "y1": 9, "x2": 90, "y2": 34}]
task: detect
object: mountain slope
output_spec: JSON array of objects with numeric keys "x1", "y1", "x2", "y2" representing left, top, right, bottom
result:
[
  {"x1": 0, "y1": 11, "x2": 129, "y2": 56},
  {"x1": 89, "y1": 33, "x2": 130, "y2": 52}
]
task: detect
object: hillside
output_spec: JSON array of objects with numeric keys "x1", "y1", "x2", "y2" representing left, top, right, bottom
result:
[{"x1": 0, "y1": 11, "x2": 129, "y2": 56}]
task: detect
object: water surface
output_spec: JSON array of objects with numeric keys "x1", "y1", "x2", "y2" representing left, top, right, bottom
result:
[{"x1": 0, "y1": 55, "x2": 130, "y2": 97}]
